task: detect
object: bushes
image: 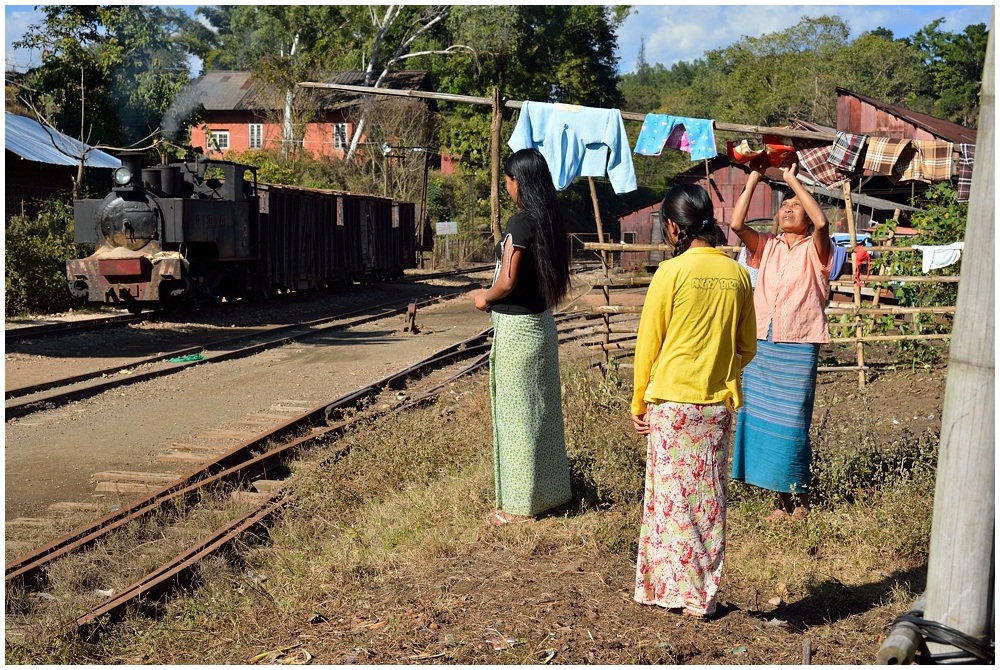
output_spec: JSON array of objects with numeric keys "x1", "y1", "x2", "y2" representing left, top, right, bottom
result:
[{"x1": 5, "y1": 201, "x2": 89, "y2": 318}]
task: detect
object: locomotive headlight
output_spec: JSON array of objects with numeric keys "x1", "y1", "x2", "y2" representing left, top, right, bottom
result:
[{"x1": 113, "y1": 166, "x2": 133, "y2": 186}]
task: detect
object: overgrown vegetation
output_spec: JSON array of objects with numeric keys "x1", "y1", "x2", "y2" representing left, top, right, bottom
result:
[
  {"x1": 5, "y1": 357, "x2": 939, "y2": 664},
  {"x1": 865, "y1": 182, "x2": 966, "y2": 366},
  {"x1": 4, "y1": 201, "x2": 91, "y2": 318}
]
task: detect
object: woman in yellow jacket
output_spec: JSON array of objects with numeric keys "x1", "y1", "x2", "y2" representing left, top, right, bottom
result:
[{"x1": 630, "y1": 183, "x2": 757, "y2": 619}]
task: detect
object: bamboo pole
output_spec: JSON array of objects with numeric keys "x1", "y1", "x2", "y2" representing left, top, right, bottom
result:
[
  {"x1": 585, "y1": 242, "x2": 927, "y2": 254},
  {"x1": 832, "y1": 276, "x2": 960, "y2": 284},
  {"x1": 299, "y1": 82, "x2": 839, "y2": 142},
  {"x1": 826, "y1": 306, "x2": 956, "y2": 316},
  {"x1": 489, "y1": 87, "x2": 502, "y2": 244},
  {"x1": 842, "y1": 183, "x2": 865, "y2": 388},
  {"x1": 921, "y1": 22, "x2": 994, "y2": 660},
  {"x1": 583, "y1": 329, "x2": 953, "y2": 344},
  {"x1": 588, "y1": 177, "x2": 611, "y2": 367},
  {"x1": 829, "y1": 333, "x2": 950, "y2": 344}
]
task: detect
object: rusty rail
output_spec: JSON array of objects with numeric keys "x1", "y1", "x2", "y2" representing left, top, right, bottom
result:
[{"x1": 5, "y1": 291, "x2": 462, "y2": 419}]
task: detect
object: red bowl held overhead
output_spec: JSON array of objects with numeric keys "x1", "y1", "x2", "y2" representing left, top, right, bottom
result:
[
  {"x1": 762, "y1": 133, "x2": 796, "y2": 167},
  {"x1": 727, "y1": 139, "x2": 763, "y2": 164}
]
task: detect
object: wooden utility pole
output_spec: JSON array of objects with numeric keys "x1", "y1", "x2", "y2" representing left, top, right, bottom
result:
[
  {"x1": 841, "y1": 183, "x2": 865, "y2": 388},
  {"x1": 921, "y1": 19, "x2": 994, "y2": 658},
  {"x1": 490, "y1": 86, "x2": 503, "y2": 244},
  {"x1": 880, "y1": 17, "x2": 995, "y2": 664}
]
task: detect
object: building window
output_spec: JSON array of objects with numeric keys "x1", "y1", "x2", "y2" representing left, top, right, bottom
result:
[
  {"x1": 210, "y1": 130, "x2": 230, "y2": 151},
  {"x1": 622, "y1": 232, "x2": 637, "y2": 244},
  {"x1": 248, "y1": 124, "x2": 263, "y2": 149},
  {"x1": 333, "y1": 123, "x2": 348, "y2": 149}
]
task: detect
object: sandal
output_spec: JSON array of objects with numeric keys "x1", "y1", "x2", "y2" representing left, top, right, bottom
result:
[
  {"x1": 486, "y1": 510, "x2": 533, "y2": 525},
  {"x1": 766, "y1": 509, "x2": 790, "y2": 522}
]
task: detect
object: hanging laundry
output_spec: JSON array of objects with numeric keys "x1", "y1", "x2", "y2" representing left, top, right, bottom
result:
[
  {"x1": 853, "y1": 246, "x2": 872, "y2": 286},
  {"x1": 894, "y1": 140, "x2": 955, "y2": 184},
  {"x1": 827, "y1": 132, "x2": 869, "y2": 171},
  {"x1": 829, "y1": 244, "x2": 849, "y2": 281},
  {"x1": 957, "y1": 144, "x2": 976, "y2": 202},
  {"x1": 634, "y1": 114, "x2": 718, "y2": 162},
  {"x1": 792, "y1": 138, "x2": 854, "y2": 187},
  {"x1": 507, "y1": 101, "x2": 637, "y2": 194},
  {"x1": 862, "y1": 137, "x2": 912, "y2": 177},
  {"x1": 912, "y1": 242, "x2": 964, "y2": 273}
]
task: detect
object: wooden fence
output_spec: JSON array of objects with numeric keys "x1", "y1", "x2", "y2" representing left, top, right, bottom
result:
[{"x1": 581, "y1": 238, "x2": 958, "y2": 388}]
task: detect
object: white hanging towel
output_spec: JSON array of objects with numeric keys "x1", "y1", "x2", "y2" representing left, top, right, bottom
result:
[{"x1": 912, "y1": 242, "x2": 964, "y2": 273}]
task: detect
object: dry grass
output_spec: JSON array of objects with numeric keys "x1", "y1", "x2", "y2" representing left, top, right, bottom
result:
[{"x1": 4, "y1": 355, "x2": 939, "y2": 664}]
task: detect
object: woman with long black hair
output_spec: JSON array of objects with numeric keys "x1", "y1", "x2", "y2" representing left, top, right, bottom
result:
[{"x1": 473, "y1": 148, "x2": 572, "y2": 525}]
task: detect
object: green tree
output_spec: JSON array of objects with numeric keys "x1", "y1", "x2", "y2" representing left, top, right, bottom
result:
[
  {"x1": 13, "y1": 6, "x2": 195, "y2": 148},
  {"x1": 4, "y1": 202, "x2": 85, "y2": 318},
  {"x1": 432, "y1": 5, "x2": 628, "y2": 169},
  {"x1": 174, "y1": 6, "x2": 243, "y2": 72},
  {"x1": 700, "y1": 16, "x2": 851, "y2": 127},
  {"x1": 833, "y1": 31, "x2": 924, "y2": 106},
  {"x1": 910, "y1": 19, "x2": 989, "y2": 126},
  {"x1": 225, "y1": 6, "x2": 355, "y2": 158}
]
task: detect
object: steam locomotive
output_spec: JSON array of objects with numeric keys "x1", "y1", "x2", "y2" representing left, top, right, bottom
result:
[{"x1": 67, "y1": 152, "x2": 416, "y2": 312}]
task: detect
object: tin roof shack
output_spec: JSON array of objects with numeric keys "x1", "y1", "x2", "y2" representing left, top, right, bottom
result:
[
  {"x1": 188, "y1": 70, "x2": 435, "y2": 160},
  {"x1": 5, "y1": 112, "x2": 121, "y2": 222},
  {"x1": 617, "y1": 201, "x2": 661, "y2": 271},
  {"x1": 836, "y1": 88, "x2": 976, "y2": 144}
]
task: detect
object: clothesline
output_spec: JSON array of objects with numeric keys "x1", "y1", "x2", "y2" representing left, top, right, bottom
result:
[
  {"x1": 298, "y1": 82, "x2": 975, "y2": 200},
  {"x1": 298, "y1": 82, "x2": 836, "y2": 141}
]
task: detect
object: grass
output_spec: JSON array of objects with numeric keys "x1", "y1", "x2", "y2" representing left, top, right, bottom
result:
[{"x1": 4, "y1": 354, "x2": 940, "y2": 664}]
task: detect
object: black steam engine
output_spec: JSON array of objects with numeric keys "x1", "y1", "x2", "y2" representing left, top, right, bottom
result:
[{"x1": 68, "y1": 152, "x2": 416, "y2": 312}]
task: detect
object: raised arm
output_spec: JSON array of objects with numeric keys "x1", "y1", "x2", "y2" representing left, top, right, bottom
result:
[
  {"x1": 730, "y1": 160, "x2": 766, "y2": 256},
  {"x1": 782, "y1": 164, "x2": 831, "y2": 266}
]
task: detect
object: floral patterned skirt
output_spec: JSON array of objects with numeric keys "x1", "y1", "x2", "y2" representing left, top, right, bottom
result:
[{"x1": 634, "y1": 401, "x2": 734, "y2": 616}]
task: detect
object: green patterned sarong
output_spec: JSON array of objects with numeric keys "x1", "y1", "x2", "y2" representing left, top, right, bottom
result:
[{"x1": 489, "y1": 310, "x2": 572, "y2": 517}]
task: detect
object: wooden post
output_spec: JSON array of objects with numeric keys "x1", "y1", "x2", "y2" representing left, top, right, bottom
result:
[
  {"x1": 841, "y1": 182, "x2": 865, "y2": 388},
  {"x1": 588, "y1": 177, "x2": 611, "y2": 367},
  {"x1": 922, "y1": 21, "x2": 994, "y2": 658},
  {"x1": 490, "y1": 86, "x2": 502, "y2": 245}
]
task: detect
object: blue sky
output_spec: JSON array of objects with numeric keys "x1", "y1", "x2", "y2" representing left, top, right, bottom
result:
[{"x1": 4, "y1": 3, "x2": 995, "y2": 75}]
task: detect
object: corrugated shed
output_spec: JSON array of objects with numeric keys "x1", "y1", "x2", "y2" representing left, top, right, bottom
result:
[
  {"x1": 194, "y1": 70, "x2": 432, "y2": 112},
  {"x1": 836, "y1": 88, "x2": 977, "y2": 144},
  {"x1": 5, "y1": 112, "x2": 121, "y2": 168}
]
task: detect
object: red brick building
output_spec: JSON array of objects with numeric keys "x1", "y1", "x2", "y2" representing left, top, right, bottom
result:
[{"x1": 188, "y1": 70, "x2": 433, "y2": 160}]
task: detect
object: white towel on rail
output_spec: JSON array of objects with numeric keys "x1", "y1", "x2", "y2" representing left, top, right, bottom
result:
[{"x1": 912, "y1": 242, "x2": 964, "y2": 273}]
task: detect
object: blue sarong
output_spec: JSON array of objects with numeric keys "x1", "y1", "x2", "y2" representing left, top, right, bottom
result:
[{"x1": 730, "y1": 334, "x2": 819, "y2": 494}]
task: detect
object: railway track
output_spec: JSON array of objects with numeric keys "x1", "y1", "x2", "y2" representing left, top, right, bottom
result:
[
  {"x1": 4, "y1": 313, "x2": 146, "y2": 343},
  {"x1": 5, "y1": 289, "x2": 466, "y2": 421},
  {"x1": 5, "y1": 309, "x2": 602, "y2": 641},
  {"x1": 4, "y1": 267, "x2": 493, "y2": 346}
]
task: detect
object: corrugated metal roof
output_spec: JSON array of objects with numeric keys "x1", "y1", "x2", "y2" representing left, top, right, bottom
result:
[
  {"x1": 836, "y1": 88, "x2": 978, "y2": 144},
  {"x1": 193, "y1": 70, "x2": 432, "y2": 112},
  {"x1": 5, "y1": 112, "x2": 122, "y2": 168}
]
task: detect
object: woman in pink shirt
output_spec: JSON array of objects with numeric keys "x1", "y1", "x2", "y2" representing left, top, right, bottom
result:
[{"x1": 729, "y1": 160, "x2": 832, "y2": 521}]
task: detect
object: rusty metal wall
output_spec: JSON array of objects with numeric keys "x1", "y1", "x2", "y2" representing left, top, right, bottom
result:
[
  {"x1": 257, "y1": 182, "x2": 415, "y2": 288},
  {"x1": 257, "y1": 183, "x2": 348, "y2": 291}
]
